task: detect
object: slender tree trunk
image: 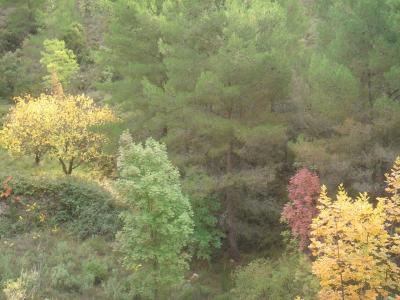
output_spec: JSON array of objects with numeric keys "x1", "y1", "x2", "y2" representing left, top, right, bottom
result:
[
  {"x1": 225, "y1": 143, "x2": 240, "y2": 261},
  {"x1": 153, "y1": 260, "x2": 159, "y2": 300},
  {"x1": 367, "y1": 69, "x2": 373, "y2": 107},
  {"x1": 34, "y1": 153, "x2": 41, "y2": 166},
  {"x1": 67, "y1": 159, "x2": 74, "y2": 175},
  {"x1": 59, "y1": 158, "x2": 73, "y2": 175}
]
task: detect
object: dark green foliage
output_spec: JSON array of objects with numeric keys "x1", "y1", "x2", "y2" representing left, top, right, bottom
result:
[
  {"x1": 63, "y1": 22, "x2": 90, "y2": 64},
  {"x1": 102, "y1": 0, "x2": 306, "y2": 259},
  {"x1": 0, "y1": 51, "x2": 20, "y2": 101},
  {"x1": 0, "y1": 1, "x2": 45, "y2": 54},
  {"x1": 189, "y1": 196, "x2": 223, "y2": 261}
]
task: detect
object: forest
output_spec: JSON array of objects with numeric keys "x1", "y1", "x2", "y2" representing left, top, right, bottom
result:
[{"x1": 0, "y1": 0, "x2": 399, "y2": 299}]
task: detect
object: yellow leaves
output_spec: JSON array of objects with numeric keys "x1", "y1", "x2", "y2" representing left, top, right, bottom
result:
[
  {"x1": 0, "y1": 94, "x2": 59, "y2": 161},
  {"x1": 381, "y1": 157, "x2": 400, "y2": 226},
  {"x1": 0, "y1": 90, "x2": 117, "y2": 174},
  {"x1": 385, "y1": 157, "x2": 400, "y2": 194},
  {"x1": 310, "y1": 178, "x2": 400, "y2": 300},
  {"x1": 25, "y1": 202, "x2": 39, "y2": 212},
  {"x1": 49, "y1": 94, "x2": 117, "y2": 165}
]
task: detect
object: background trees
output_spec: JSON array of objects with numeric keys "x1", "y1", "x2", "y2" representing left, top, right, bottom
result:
[{"x1": 102, "y1": 0, "x2": 307, "y2": 259}]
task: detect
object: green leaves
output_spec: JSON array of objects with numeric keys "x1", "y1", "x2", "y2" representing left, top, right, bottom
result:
[{"x1": 116, "y1": 133, "x2": 193, "y2": 299}]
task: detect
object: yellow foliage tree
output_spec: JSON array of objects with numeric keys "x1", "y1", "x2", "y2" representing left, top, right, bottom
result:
[
  {"x1": 310, "y1": 181, "x2": 400, "y2": 299},
  {"x1": 0, "y1": 94, "x2": 59, "y2": 165},
  {"x1": 49, "y1": 93, "x2": 116, "y2": 175},
  {"x1": 381, "y1": 157, "x2": 400, "y2": 230},
  {"x1": 0, "y1": 83, "x2": 116, "y2": 174}
]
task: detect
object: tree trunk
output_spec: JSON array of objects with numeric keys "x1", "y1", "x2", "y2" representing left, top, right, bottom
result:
[
  {"x1": 367, "y1": 69, "x2": 373, "y2": 107},
  {"x1": 59, "y1": 158, "x2": 73, "y2": 175},
  {"x1": 225, "y1": 143, "x2": 240, "y2": 261},
  {"x1": 34, "y1": 153, "x2": 41, "y2": 166}
]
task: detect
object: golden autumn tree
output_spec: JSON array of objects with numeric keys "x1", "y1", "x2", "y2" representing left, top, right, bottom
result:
[
  {"x1": 49, "y1": 93, "x2": 116, "y2": 175},
  {"x1": 0, "y1": 77, "x2": 116, "y2": 174},
  {"x1": 381, "y1": 157, "x2": 400, "y2": 231},
  {"x1": 0, "y1": 94, "x2": 59, "y2": 165},
  {"x1": 309, "y1": 182, "x2": 400, "y2": 299}
]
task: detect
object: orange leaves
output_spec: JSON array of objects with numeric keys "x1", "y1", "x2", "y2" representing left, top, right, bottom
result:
[{"x1": 0, "y1": 176, "x2": 13, "y2": 200}]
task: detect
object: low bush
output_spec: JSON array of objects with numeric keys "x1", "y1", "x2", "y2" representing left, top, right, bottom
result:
[
  {"x1": 231, "y1": 253, "x2": 318, "y2": 300},
  {"x1": 0, "y1": 173, "x2": 121, "y2": 239}
]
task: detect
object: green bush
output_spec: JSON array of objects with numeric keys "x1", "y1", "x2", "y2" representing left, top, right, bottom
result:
[
  {"x1": 231, "y1": 254, "x2": 318, "y2": 300},
  {"x1": 50, "y1": 263, "x2": 80, "y2": 291},
  {"x1": 82, "y1": 258, "x2": 108, "y2": 285},
  {"x1": 0, "y1": 173, "x2": 121, "y2": 239}
]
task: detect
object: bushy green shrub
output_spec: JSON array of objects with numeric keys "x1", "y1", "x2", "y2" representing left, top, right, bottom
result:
[
  {"x1": 231, "y1": 254, "x2": 318, "y2": 300},
  {"x1": 50, "y1": 263, "x2": 80, "y2": 291},
  {"x1": 189, "y1": 196, "x2": 223, "y2": 261},
  {"x1": 82, "y1": 258, "x2": 108, "y2": 285},
  {"x1": 103, "y1": 272, "x2": 136, "y2": 300},
  {"x1": 0, "y1": 173, "x2": 121, "y2": 239}
]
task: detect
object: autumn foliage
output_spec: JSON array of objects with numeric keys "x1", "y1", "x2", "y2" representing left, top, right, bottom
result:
[
  {"x1": 0, "y1": 176, "x2": 12, "y2": 199},
  {"x1": 309, "y1": 159, "x2": 400, "y2": 299},
  {"x1": 282, "y1": 168, "x2": 320, "y2": 249},
  {"x1": 0, "y1": 89, "x2": 116, "y2": 174},
  {"x1": 0, "y1": 94, "x2": 59, "y2": 164}
]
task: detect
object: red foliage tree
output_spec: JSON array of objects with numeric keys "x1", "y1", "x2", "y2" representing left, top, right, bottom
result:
[{"x1": 282, "y1": 168, "x2": 320, "y2": 250}]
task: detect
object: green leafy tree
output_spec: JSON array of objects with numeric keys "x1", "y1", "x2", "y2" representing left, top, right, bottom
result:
[{"x1": 115, "y1": 132, "x2": 194, "y2": 299}]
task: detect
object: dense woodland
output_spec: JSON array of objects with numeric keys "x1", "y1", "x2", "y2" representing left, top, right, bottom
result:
[{"x1": 0, "y1": 0, "x2": 399, "y2": 299}]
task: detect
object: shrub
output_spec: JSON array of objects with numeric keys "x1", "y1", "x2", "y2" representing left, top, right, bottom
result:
[
  {"x1": 50, "y1": 263, "x2": 80, "y2": 291},
  {"x1": 0, "y1": 173, "x2": 121, "y2": 239},
  {"x1": 231, "y1": 254, "x2": 318, "y2": 300},
  {"x1": 3, "y1": 270, "x2": 38, "y2": 300},
  {"x1": 82, "y1": 259, "x2": 108, "y2": 285}
]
